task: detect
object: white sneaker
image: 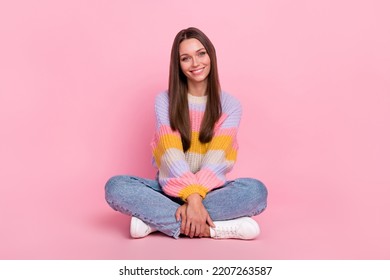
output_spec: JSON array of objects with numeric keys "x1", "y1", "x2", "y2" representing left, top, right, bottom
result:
[
  {"x1": 130, "y1": 217, "x2": 157, "y2": 238},
  {"x1": 210, "y1": 217, "x2": 260, "y2": 240}
]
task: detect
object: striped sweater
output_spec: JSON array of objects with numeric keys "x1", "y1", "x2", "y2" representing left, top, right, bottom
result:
[{"x1": 151, "y1": 91, "x2": 242, "y2": 201}]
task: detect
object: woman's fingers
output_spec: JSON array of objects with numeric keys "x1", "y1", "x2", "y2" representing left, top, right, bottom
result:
[
  {"x1": 175, "y1": 208, "x2": 181, "y2": 221},
  {"x1": 199, "y1": 223, "x2": 206, "y2": 237},
  {"x1": 180, "y1": 215, "x2": 187, "y2": 233},
  {"x1": 188, "y1": 222, "x2": 203, "y2": 238},
  {"x1": 184, "y1": 219, "x2": 191, "y2": 236},
  {"x1": 195, "y1": 223, "x2": 202, "y2": 238},
  {"x1": 190, "y1": 223, "x2": 197, "y2": 238},
  {"x1": 185, "y1": 219, "x2": 201, "y2": 238},
  {"x1": 175, "y1": 204, "x2": 188, "y2": 234},
  {"x1": 207, "y1": 215, "x2": 215, "y2": 228}
]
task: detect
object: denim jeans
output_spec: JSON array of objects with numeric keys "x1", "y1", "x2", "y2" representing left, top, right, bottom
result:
[{"x1": 105, "y1": 175, "x2": 268, "y2": 239}]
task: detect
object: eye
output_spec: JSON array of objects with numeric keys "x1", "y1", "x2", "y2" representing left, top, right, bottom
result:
[
  {"x1": 198, "y1": 51, "x2": 207, "y2": 57},
  {"x1": 181, "y1": 56, "x2": 191, "y2": 62}
]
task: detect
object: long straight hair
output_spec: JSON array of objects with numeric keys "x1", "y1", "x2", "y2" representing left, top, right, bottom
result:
[{"x1": 168, "y1": 27, "x2": 222, "y2": 152}]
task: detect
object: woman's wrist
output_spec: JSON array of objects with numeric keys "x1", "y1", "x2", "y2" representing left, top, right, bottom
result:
[{"x1": 186, "y1": 193, "x2": 202, "y2": 204}]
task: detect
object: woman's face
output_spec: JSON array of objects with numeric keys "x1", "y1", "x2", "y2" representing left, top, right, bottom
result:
[{"x1": 179, "y1": 38, "x2": 211, "y2": 86}]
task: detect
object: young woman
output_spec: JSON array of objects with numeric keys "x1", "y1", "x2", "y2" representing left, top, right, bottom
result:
[{"x1": 105, "y1": 27, "x2": 267, "y2": 239}]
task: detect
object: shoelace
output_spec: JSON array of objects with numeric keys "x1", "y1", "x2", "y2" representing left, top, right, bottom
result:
[{"x1": 215, "y1": 225, "x2": 239, "y2": 238}]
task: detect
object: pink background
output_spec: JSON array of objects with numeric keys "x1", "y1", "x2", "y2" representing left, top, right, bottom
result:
[{"x1": 1, "y1": 0, "x2": 389, "y2": 259}]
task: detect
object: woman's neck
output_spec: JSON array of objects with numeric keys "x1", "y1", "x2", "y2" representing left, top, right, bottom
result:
[{"x1": 188, "y1": 80, "x2": 207, "y2": 97}]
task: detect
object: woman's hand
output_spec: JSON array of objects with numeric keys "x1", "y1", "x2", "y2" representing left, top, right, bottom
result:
[
  {"x1": 180, "y1": 193, "x2": 215, "y2": 238},
  {"x1": 175, "y1": 203, "x2": 188, "y2": 234}
]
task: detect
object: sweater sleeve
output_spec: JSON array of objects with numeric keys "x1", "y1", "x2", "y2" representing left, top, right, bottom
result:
[
  {"x1": 194, "y1": 93, "x2": 242, "y2": 191},
  {"x1": 151, "y1": 92, "x2": 209, "y2": 201}
]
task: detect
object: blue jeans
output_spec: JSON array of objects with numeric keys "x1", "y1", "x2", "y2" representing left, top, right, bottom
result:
[{"x1": 105, "y1": 175, "x2": 268, "y2": 239}]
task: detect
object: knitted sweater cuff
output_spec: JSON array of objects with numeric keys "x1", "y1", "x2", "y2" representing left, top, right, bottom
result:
[{"x1": 179, "y1": 184, "x2": 208, "y2": 201}]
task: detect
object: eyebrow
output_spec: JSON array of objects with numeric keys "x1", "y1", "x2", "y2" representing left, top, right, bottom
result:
[{"x1": 180, "y1": 48, "x2": 206, "y2": 57}]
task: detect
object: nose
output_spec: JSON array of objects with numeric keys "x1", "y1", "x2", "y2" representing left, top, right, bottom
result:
[{"x1": 192, "y1": 56, "x2": 199, "y2": 67}]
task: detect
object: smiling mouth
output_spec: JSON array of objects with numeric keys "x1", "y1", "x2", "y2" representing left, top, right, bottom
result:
[{"x1": 190, "y1": 68, "x2": 205, "y2": 75}]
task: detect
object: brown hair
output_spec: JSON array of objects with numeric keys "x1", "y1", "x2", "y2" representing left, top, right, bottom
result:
[{"x1": 168, "y1": 27, "x2": 222, "y2": 152}]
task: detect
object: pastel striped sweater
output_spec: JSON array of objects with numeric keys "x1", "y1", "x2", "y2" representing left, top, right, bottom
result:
[{"x1": 151, "y1": 91, "x2": 242, "y2": 201}]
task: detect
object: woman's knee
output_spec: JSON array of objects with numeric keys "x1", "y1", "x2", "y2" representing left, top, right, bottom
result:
[
  {"x1": 253, "y1": 179, "x2": 268, "y2": 201},
  {"x1": 235, "y1": 178, "x2": 268, "y2": 213},
  {"x1": 104, "y1": 175, "x2": 129, "y2": 203},
  {"x1": 236, "y1": 177, "x2": 267, "y2": 195}
]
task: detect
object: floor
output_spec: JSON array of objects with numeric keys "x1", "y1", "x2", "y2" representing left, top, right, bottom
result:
[{"x1": 1, "y1": 172, "x2": 389, "y2": 260}]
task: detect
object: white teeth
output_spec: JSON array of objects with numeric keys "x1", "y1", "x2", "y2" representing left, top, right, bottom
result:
[{"x1": 192, "y1": 68, "x2": 203, "y2": 74}]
